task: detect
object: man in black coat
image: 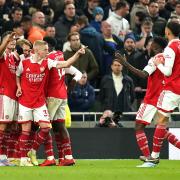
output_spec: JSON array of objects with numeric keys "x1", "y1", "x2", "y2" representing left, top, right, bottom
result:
[{"x1": 99, "y1": 59, "x2": 135, "y2": 113}]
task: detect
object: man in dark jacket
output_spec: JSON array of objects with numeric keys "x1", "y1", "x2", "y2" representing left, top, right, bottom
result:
[
  {"x1": 68, "y1": 71, "x2": 95, "y2": 112},
  {"x1": 54, "y1": 3, "x2": 78, "y2": 50},
  {"x1": 99, "y1": 59, "x2": 135, "y2": 113}
]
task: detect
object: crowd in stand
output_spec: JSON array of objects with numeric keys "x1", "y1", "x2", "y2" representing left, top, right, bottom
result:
[{"x1": 0, "y1": 0, "x2": 180, "y2": 114}]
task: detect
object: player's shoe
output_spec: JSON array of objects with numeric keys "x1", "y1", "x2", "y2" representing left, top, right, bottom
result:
[
  {"x1": 136, "y1": 162, "x2": 156, "y2": 168},
  {"x1": 39, "y1": 159, "x2": 56, "y2": 166},
  {"x1": 139, "y1": 155, "x2": 160, "y2": 164},
  {"x1": 20, "y1": 159, "x2": 34, "y2": 166},
  {"x1": 9, "y1": 159, "x2": 20, "y2": 166},
  {"x1": 27, "y1": 150, "x2": 39, "y2": 166},
  {"x1": 0, "y1": 159, "x2": 16, "y2": 166},
  {"x1": 58, "y1": 158, "x2": 75, "y2": 166}
]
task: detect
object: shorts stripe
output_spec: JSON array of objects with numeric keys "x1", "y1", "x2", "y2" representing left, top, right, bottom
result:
[
  {"x1": 138, "y1": 104, "x2": 147, "y2": 119},
  {"x1": 157, "y1": 91, "x2": 165, "y2": 108}
]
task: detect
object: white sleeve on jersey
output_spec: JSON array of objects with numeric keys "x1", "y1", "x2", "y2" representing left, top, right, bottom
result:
[
  {"x1": 157, "y1": 46, "x2": 175, "y2": 76},
  {"x1": 16, "y1": 60, "x2": 23, "y2": 77},
  {"x1": 143, "y1": 58, "x2": 157, "y2": 75},
  {"x1": 47, "y1": 58, "x2": 58, "y2": 69},
  {"x1": 65, "y1": 66, "x2": 82, "y2": 82}
]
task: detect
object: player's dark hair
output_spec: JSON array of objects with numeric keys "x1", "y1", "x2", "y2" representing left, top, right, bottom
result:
[
  {"x1": 166, "y1": 21, "x2": 180, "y2": 37},
  {"x1": 153, "y1": 37, "x2": 168, "y2": 50}
]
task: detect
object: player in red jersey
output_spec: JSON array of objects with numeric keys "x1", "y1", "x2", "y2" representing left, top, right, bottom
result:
[
  {"x1": 139, "y1": 21, "x2": 180, "y2": 164},
  {"x1": 39, "y1": 50, "x2": 82, "y2": 166},
  {"x1": 116, "y1": 36, "x2": 180, "y2": 167},
  {"x1": 16, "y1": 40, "x2": 86, "y2": 166},
  {"x1": 0, "y1": 31, "x2": 20, "y2": 166}
]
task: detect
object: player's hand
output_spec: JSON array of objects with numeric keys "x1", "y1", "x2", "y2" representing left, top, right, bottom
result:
[
  {"x1": 153, "y1": 54, "x2": 164, "y2": 66},
  {"x1": 16, "y1": 88, "x2": 22, "y2": 97},
  {"x1": 77, "y1": 46, "x2": 88, "y2": 55},
  {"x1": 115, "y1": 51, "x2": 127, "y2": 65},
  {"x1": 3, "y1": 32, "x2": 17, "y2": 43}
]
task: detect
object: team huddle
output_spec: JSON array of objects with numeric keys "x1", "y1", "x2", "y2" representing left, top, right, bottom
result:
[
  {"x1": 0, "y1": 20, "x2": 179, "y2": 167},
  {"x1": 0, "y1": 31, "x2": 85, "y2": 166}
]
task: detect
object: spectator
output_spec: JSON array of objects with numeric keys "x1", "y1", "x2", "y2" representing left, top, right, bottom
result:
[
  {"x1": 20, "y1": 15, "x2": 32, "y2": 39},
  {"x1": 45, "y1": 24, "x2": 56, "y2": 37},
  {"x1": 90, "y1": 6, "x2": 104, "y2": 33},
  {"x1": 54, "y1": 3, "x2": 78, "y2": 50},
  {"x1": 84, "y1": 0, "x2": 100, "y2": 22},
  {"x1": 119, "y1": 33, "x2": 148, "y2": 110},
  {"x1": 171, "y1": 1, "x2": 180, "y2": 19},
  {"x1": 148, "y1": 0, "x2": 167, "y2": 36},
  {"x1": 103, "y1": 0, "x2": 120, "y2": 20},
  {"x1": 64, "y1": 32, "x2": 99, "y2": 83},
  {"x1": 130, "y1": 0, "x2": 150, "y2": 30},
  {"x1": 157, "y1": 0, "x2": 171, "y2": 20},
  {"x1": 99, "y1": 58, "x2": 135, "y2": 113},
  {"x1": 13, "y1": 22, "x2": 24, "y2": 39},
  {"x1": 76, "y1": 15, "x2": 104, "y2": 76},
  {"x1": 134, "y1": 18, "x2": 155, "y2": 49},
  {"x1": 28, "y1": 11, "x2": 46, "y2": 43},
  {"x1": 101, "y1": 21, "x2": 123, "y2": 75},
  {"x1": 106, "y1": 1, "x2": 130, "y2": 40},
  {"x1": 68, "y1": 71, "x2": 95, "y2": 112},
  {"x1": 165, "y1": 0, "x2": 177, "y2": 12},
  {"x1": 2, "y1": 7, "x2": 23, "y2": 33}
]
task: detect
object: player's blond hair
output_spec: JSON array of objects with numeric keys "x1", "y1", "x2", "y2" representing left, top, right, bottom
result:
[{"x1": 33, "y1": 40, "x2": 48, "y2": 51}]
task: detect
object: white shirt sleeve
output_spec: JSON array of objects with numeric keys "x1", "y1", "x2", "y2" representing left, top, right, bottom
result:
[
  {"x1": 157, "y1": 46, "x2": 175, "y2": 76},
  {"x1": 143, "y1": 58, "x2": 157, "y2": 75},
  {"x1": 47, "y1": 59, "x2": 58, "y2": 69},
  {"x1": 16, "y1": 60, "x2": 23, "y2": 77},
  {"x1": 65, "y1": 66, "x2": 82, "y2": 82}
]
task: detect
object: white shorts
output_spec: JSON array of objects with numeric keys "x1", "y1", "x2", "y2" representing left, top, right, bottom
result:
[
  {"x1": 0, "y1": 95, "x2": 18, "y2": 122},
  {"x1": 136, "y1": 103, "x2": 158, "y2": 125},
  {"x1": 18, "y1": 104, "x2": 50, "y2": 123},
  {"x1": 47, "y1": 97, "x2": 67, "y2": 122},
  {"x1": 157, "y1": 90, "x2": 180, "y2": 112}
]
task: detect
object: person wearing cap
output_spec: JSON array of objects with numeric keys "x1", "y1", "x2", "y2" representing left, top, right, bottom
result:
[
  {"x1": 90, "y1": 6, "x2": 104, "y2": 33},
  {"x1": 119, "y1": 32, "x2": 148, "y2": 110}
]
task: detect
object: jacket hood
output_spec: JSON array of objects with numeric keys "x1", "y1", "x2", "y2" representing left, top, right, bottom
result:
[{"x1": 80, "y1": 25, "x2": 97, "y2": 37}]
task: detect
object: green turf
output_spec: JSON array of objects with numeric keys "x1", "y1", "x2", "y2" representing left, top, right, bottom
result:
[{"x1": 0, "y1": 160, "x2": 179, "y2": 180}]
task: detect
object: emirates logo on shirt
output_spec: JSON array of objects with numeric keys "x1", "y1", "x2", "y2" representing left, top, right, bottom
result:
[{"x1": 40, "y1": 66, "x2": 45, "y2": 72}]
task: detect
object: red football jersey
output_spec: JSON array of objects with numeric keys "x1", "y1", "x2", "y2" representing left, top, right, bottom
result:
[
  {"x1": 0, "y1": 52, "x2": 19, "y2": 100},
  {"x1": 17, "y1": 55, "x2": 57, "y2": 108},
  {"x1": 143, "y1": 57, "x2": 165, "y2": 106},
  {"x1": 163, "y1": 39, "x2": 180, "y2": 94},
  {"x1": 46, "y1": 51, "x2": 67, "y2": 99}
]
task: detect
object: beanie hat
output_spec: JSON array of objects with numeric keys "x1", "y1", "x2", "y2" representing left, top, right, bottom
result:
[
  {"x1": 93, "y1": 7, "x2": 104, "y2": 17},
  {"x1": 124, "y1": 33, "x2": 136, "y2": 42}
]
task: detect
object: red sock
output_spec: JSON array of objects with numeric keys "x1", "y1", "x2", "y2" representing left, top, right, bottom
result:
[
  {"x1": 61, "y1": 137, "x2": 72, "y2": 157},
  {"x1": 7, "y1": 131, "x2": 16, "y2": 158},
  {"x1": 165, "y1": 131, "x2": 180, "y2": 149},
  {"x1": 27, "y1": 131, "x2": 36, "y2": 152},
  {"x1": 13, "y1": 131, "x2": 21, "y2": 159},
  {"x1": 152, "y1": 124, "x2": 167, "y2": 153},
  {"x1": 136, "y1": 130, "x2": 150, "y2": 157},
  {"x1": 3, "y1": 131, "x2": 10, "y2": 156},
  {"x1": 0, "y1": 130, "x2": 5, "y2": 155},
  {"x1": 32, "y1": 127, "x2": 50, "y2": 151},
  {"x1": 54, "y1": 133, "x2": 64, "y2": 159},
  {"x1": 19, "y1": 131, "x2": 30, "y2": 157},
  {"x1": 44, "y1": 132, "x2": 54, "y2": 157}
]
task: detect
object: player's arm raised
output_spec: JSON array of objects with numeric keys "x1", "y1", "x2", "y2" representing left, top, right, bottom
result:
[
  {"x1": 115, "y1": 52, "x2": 149, "y2": 79},
  {"x1": 55, "y1": 46, "x2": 87, "y2": 69},
  {"x1": 0, "y1": 32, "x2": 16, "y2": 58}
]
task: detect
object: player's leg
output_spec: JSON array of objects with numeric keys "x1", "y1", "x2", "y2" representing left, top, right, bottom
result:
[
  {"x1": 135, "y1": 103, "x2": 157, "y2": 158},
  {"x1": 52, "y1": 99, "x2": 75, "y2": 166},
  {"x1": 0, "y1": 95, "x2": 17, "y2": 166},
  {"x1": 18, "y1": 104, "x2": 33, "y2": 166},
  {"x1": 143, "y1": 90, "x2": 180, "y2": 163},
  {"x1": 28, "y1": 105, "x2": 51, "y2": 166}
]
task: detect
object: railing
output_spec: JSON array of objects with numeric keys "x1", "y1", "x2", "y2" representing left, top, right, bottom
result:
[{"x1": 71, "y1": 112, "x2": 180, "y2": 122}]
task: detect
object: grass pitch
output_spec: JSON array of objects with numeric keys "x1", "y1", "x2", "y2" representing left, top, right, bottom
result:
[{"x1": 0, "y1": 160, "x2": 179, "y2": 180}]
